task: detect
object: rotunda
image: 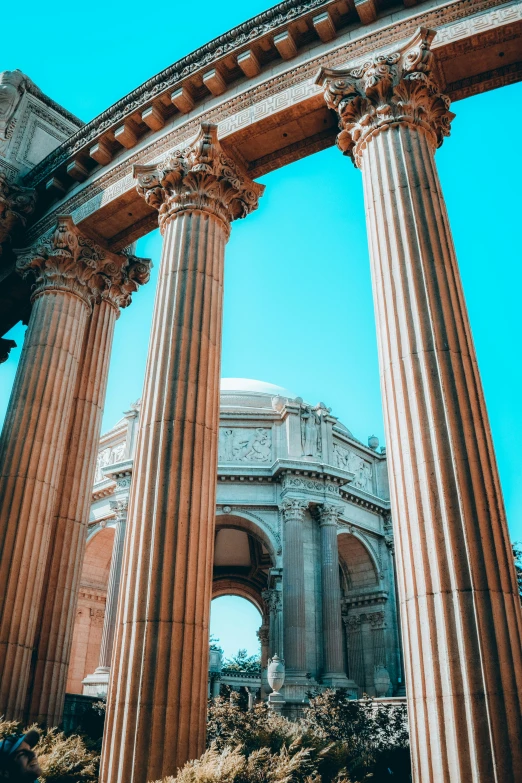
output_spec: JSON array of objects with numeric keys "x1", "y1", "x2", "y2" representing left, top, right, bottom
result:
[{"x1": 69, "y1": 379, "x2": 403, "y2": 714}]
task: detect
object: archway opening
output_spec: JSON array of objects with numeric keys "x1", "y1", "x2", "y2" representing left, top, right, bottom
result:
[{"x1": 210, "y1": 595, "x2": 261, "y2": 663}]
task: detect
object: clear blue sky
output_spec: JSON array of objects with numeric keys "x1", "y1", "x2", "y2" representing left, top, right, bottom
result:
[{"x1": 2, "y1": 2, "x2": 522, "y2": 651}]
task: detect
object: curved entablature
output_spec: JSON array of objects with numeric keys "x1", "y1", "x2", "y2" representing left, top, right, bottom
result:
[{"x1": 22, "y1": 0, "x2": 522, "y2": 251}]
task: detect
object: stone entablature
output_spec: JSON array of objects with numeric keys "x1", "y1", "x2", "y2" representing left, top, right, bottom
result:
[{"x1": 17, "y1": 0, "x2": 522, "y2": 257}]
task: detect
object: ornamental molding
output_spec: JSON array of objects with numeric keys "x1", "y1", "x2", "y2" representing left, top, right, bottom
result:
[
  {"x1": 135, "y1": 123, "x2": 264, "y2": 234},
  {"x1": 23, "y1": 0, "x2": 519, "y2": 243},
  {"x1": 317, "y1": 26, "x2": 455, "y2": 166},
  {"x1": 15, "y1": 215, "x2": 151, "y2": 308}
]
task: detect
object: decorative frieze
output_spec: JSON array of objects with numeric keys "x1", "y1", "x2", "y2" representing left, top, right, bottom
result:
[
  {"x1": 332, "y1": 443, "x2": 373, "y2": 492},
  {"x1": 95, "y1": 441, "x2": 127, "y2": 482},
  {"x1": 219, "y1": 427, "x2": 272, "y2": 463}
]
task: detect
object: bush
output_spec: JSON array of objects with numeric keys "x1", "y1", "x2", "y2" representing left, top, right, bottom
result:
[
  {"x1": 0, "y1": 719, "x2": 99, "y2": 783},
  {"x1": 171, "y1": 690, "x2": 410, "y2": 782}
]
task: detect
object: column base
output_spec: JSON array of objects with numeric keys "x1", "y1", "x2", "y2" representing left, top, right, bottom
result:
[
  {"x1": 321, "y1": 674, "x2": 358, "y2": 696},
  {"x1": 268, "y1": 692, "x2": 285, "y2": 713},
  {"x1": 82, "y1": 666, "x2": 110, "y2": 698}
]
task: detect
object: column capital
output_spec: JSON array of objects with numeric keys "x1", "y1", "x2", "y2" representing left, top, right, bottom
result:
[
  {"x1": 110, "y1": 498, "x2": 129, "y2": 521},
  {"x1": 316, "y1": 26, "x2": 454, "y2": 167},
  {"x1": 257, "y1": 625, "x2": 269, "y2": 645},
  {"x1": 280, "y1": 497, "x2": 308, "y2": 521},
  {"x1": 15, "y1": 216, "x2": 151, "y2": 309},
  {"x1": 262, "y1": 588, "x2": 282, "y2": 614},
  {"x1": 134, "y1": 123, "x2": 264, "y2": 235},
  {"x1": 317, "y1": 502, "x2": 343, "y2": 526},
  {"x1": 0, "y1": 173, "x2": 37, "y2": 251}
]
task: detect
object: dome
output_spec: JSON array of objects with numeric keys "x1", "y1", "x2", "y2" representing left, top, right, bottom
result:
[{"x1": 220, "y1": 378, "x2": 295, "y2": 398}]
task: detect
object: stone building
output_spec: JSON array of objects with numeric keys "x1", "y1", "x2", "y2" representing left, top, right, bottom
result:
[
  {"x1": 70, "y1": 378, "x2": 402, "y2": 713},
  {"x1": 1, "y1": 3, "x2": 522, "y2": 781}
]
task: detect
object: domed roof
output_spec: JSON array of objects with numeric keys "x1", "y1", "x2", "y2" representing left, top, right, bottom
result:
[{"x1": 220, "y1": 378, "x2": 295, "y2": 398}]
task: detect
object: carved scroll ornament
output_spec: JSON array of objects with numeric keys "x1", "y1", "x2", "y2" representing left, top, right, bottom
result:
[
  {"x1": 16, "y1": 216, "x2": 151, "y2": 308},
  {"x1": 134, "y1": 122, "x2": 264, "y2": 234},
  {"x1": 316, "y1": 27, "x2": 455, "y2": 167}
]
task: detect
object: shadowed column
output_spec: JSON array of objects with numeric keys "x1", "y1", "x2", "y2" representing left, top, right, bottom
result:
[
  {"x1": 280, "y1": 497, "x2": 308, "y2": 690},
  {"x1": 27, "y1": 250, "x2": 150, "y2": 727},
  {"x1": 0, "y1": 218, "x2": 105, "y2": 718},
  {"x1": 317, "y1": 504, "x2": 352, "y2": 689},
  {"x1": 100, "y1": 123, "x2": 263, "y2": 783},
  {"x1": 318, "y1": 27, "x2": 522, "y2": 783}
]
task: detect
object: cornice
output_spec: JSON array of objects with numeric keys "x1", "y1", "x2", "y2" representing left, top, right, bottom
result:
[{"x1": 24, "y1": 0, "x2": 518, "y2": 245}]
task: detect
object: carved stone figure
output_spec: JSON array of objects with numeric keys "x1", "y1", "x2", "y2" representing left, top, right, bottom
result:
[
  {"x1": 300, "y1": 404, "x2": 321, "y2": 457},
  {"x1": 218, "y1": 427, "x2": 271, "y2": 463},
  {"x1": 95, "y1": 448, "x2": 112, "y2": 482},
  {"x1": 0, "y1": 70, "x2": 25, "y2": 139},
  {"x1": 332, "y1": 443, "x2": 373, "y2": 492}
]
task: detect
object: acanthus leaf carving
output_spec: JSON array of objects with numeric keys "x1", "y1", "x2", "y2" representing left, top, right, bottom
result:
[
  {"x1": 280, "y1": 496, "x2": 308, "y2": 521},
  {"x1": 15, "y1": 215, "x2": 151, "y2": 308},
  {"x1": 134, "y1": 123, "x2": 264, "y2": 234},
  {"x1": 316, "y1": 27, "x2": 455, "y2": 167}
]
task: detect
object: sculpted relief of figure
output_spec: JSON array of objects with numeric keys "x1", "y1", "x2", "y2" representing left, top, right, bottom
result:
[
  {"x1": 0, "y1": 70, "x2": 25, "y2": 140},
  {"x1": 332, "y1": 443, "x2": 373, "y2": 493},
  {"x1": 218, "y1": 427, "x2": 272, "y2": 463},
  {"x1": 300, "y1": 404, "x2": 322, "y2": 457},
  {"x1": 94, "y1": 441, "x2": 127, "y2": 482}
]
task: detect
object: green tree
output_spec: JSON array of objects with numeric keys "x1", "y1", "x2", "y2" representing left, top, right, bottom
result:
[{"x1": 223, "y1": 648, "x2": 261, "y2": 674}]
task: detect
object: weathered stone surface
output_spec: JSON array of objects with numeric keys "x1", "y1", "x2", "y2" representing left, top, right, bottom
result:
[
  {"x1": 319, "y1": 26, "x2": 522, "y2": 783},
  {"x1": 100, "y1": 124, "x2": 262, "y2": 783},
  {"x1": 0, "y1": 217, "x2": 149, "y2": 721}
]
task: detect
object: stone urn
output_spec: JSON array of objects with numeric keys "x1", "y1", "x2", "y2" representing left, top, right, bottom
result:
[
  {"x1": 374, "y1": 665, "x2": 391, "y2": 697},
  {"x1": 267, "y1": 655, "x2": 285, "y2": 693}
]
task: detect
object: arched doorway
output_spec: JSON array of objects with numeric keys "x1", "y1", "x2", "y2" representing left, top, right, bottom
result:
[
  {"x1": 66, "y1": 527, "x2": 115, "y2": 694},
  {"x1": 211, "y1": 514, "x2": 276, "y2": 700}
]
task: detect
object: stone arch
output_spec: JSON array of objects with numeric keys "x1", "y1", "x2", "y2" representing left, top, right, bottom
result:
[
  {"x1": 66, "y1": 526, "x2": 115, "y2": 694},
  {"x1": 212, "y1": 580, "x2": 264, "y2": 615},
  {"x1": 337, "y1": 531, "x2": 379, "y2": 592},
  {"x1": 215, "y1": 510, "x2": 278, "y2": 560}
]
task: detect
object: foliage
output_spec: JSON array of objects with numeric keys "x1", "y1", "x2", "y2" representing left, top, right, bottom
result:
[
  {"x1": 190, "y1": 690, "x2": 410, "y2": 782},
  {"x1": 222, "y1": 649, "x2": 261, "y2": 675},
  {"x1": 513, "y1": 543, "x2": 522, "y2": 604},
  {"x1": 209, "y1": 635, "x2": 224, "y2": 654},
  {"x1": 0, "y1": 720, "x2": 99, "y2": 783}
]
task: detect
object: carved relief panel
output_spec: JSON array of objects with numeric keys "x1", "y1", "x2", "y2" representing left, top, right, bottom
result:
[
  {"x1": 332, "y1": 442, "x2": 373, "y2": 493},
  {"x1": 218, "y1": 427, "x2": 272, "y2": 463},
  {"x1": 95, "y1": 440, "x2": 127, "y2": 482}
]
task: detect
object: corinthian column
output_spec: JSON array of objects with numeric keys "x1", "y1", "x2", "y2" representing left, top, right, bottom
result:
[
  {"x1": 0, "y1": 218, "x2": 103, "y2": 718},
  {"x1": 318, "y1": 27, "x2": 522, "y2": 783},
  {"x1": 317, "y1": 504, "x2": 350, "y2": 689},
  {"x1": 27, "y1": 252, "x2": 150, "y2": 726},
  {"x1": 100, "y1": 123, "x2": 263, "y2": 783},
  {"x1": 280, "y1": 497, "x2": 308, "y2": 690}
]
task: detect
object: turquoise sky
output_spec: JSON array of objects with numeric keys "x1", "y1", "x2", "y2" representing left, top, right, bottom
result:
[{"x1": 2, "y1": 2, "x2": 521, "y2": 655}]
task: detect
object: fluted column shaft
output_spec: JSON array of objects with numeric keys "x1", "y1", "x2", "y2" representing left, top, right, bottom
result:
[
  {"x1": 319, "y1": 29, "x2": 522, "y2": 780},
  {"x1": 101, "y1": 208, "x2": 225, "y2": 783},
  {"x1": 100, "y1": 125, "x2": 262, "y2": 783},
  {"x1": 25, "y1": 298, "x2": 118, "y2": 724},
  {"x1": 318, "y1": 506, "x2": 346, "y2": 682},
  {"x1": 0, "y1": 288, "x2": 89, "y2": 718},
  {"x1": 281, "y1": 499, "x2": 308, "y2": 677},
  {"x1": 98, "y1": 512, "x2": 127, "y2": 669},
  {"x1": 363, "y1": 120, "x2": 522, "y2": 781}
]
